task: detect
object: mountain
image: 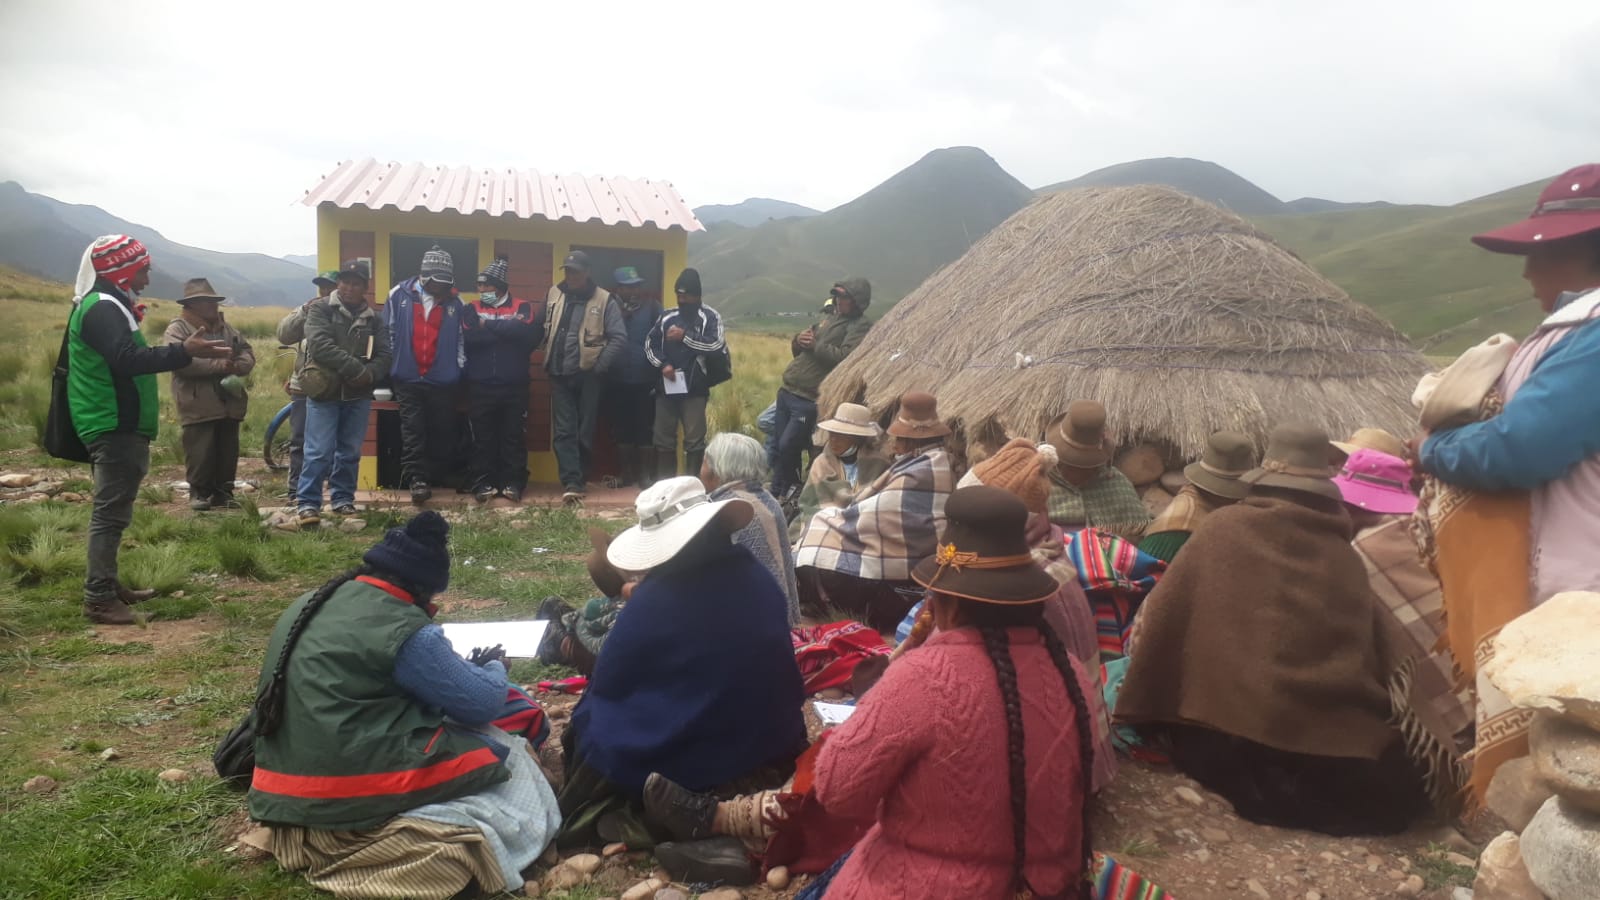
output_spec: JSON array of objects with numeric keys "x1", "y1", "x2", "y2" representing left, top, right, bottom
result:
[
  {"x1": 0, "y1": 182, "x2": 315, "y2": 306},
  {"x1": 694, "y1": 198, "x2": 820, "y2": 227},
  {"x1": 1039, "y1": 157, "x2": 1288, "y2": 215},
  {"x1": 693, "y1": 147, "x2": 1034, "y2": 316},
  {"x1": 1282, "y1": 197, "x2": 1401, "y2": 214},
  {"x1": 282, "y1": 253, "x2": 319, "y2": 269}
]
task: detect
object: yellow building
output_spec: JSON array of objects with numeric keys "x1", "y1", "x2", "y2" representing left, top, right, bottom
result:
[{"x1": 300, "y1": 159, "x2": 703, "y2": 488}]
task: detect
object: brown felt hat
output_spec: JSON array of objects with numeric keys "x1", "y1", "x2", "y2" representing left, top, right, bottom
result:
[
  {"x1": 913, "y1": 486, "x2": 1058, "y2": 604},
  {"x1": 1240, "y1": 423, "x2": 1344, "y2": 502},
  {"x1": 1184, "y1": 430, "x2": 1256, "y2": 500},
  {"x1": 179, "y1": 278, "x2": 226, "y2": 304},
  {"x1": 1046, "y1": 400, "x2": 1111, "y2": 468},
  {"x1": 886, "y1": 391, "x2": 951, "y2": 439}
]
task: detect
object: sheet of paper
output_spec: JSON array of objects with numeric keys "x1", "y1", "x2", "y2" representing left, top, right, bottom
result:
[
  {"x1": 439, "y1": 620, "x2": 549, "y2": 659},
  {"x1": 663, "y1": 370, "x2": 688, "y2": 395},
  {"x1": 813, "y1": 700, "x2": 857, "y2": 726}
]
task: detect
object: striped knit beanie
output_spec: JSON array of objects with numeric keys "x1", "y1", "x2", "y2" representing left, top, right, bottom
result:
[
  {"x1": 419, "y1": 245, "x2": 454, "y2": 285},
  {"x1": 85, "y1": 234, "x2": 151, "y2": 292},
  {"x1": 478, "y1": 255, "x2": 510, "y2": 290}
]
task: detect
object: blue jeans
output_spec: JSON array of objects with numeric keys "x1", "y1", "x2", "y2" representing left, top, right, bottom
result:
[
  {"x1": 769, "y1": 388, "x2": 817, "y2": 496},
  {"x1": 551, "y1": 373, "x2": 603, "y2": 492},
  {"x1": 298, "y1": 397, "x2": 370, "y2": 509}
]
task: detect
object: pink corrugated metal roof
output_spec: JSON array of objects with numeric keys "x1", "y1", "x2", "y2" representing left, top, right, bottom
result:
[{"x1": 301, "y1": 159, "x2": 704, "y2": 232}]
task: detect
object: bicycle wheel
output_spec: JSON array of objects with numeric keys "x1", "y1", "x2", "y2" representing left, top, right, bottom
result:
[{"x1": 263, "y1": 402, "x2": 294, "y2": 471}]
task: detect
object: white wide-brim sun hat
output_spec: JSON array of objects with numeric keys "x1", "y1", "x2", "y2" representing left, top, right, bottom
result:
[{"x1": 607, "y1": 476, "x2": 754, "y2": 572}]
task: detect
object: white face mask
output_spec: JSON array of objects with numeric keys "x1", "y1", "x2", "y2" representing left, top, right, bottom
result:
[{"x1": 479, "y1": 290, "x2": 498, "y2": 304}]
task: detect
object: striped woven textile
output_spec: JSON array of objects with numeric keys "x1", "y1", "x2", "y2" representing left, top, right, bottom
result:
[
  {"x1": 1093, "y1": 852, "x2": 1176, "y2": 899},
  {"x1": 1064, "y1": 528, "x2": 1167, "y2": 661},
  {"x1": 268, "y1": 817, "x2": 504, "y2": 899}
]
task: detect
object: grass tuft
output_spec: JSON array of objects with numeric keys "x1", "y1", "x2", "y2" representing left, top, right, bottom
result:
[
  {"x1": 120, "y1": 543, "x2": 190, "y2": 594},
  {"x1": 6, "y1": 527, "x2": 82, "y2": 584},
  {"x1": 215, "y1": 538, "x2": 272, "y2": 580}
]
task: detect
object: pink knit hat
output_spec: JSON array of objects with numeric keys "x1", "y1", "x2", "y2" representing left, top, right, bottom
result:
[{"x1": 1333, "y1": 449, "x2": 1417, "y2": 516}]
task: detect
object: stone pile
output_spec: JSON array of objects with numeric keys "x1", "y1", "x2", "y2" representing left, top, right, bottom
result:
[
  {"x1": 1113, "y1": 443, "x2": 1183, "y2": 517},
  {"x1": 1475, "y1": 591, "x2": 1600, "y2": 900}
]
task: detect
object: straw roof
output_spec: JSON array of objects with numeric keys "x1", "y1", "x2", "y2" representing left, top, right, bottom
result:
[{"x1": 818, "y1": 185, "x2": 1432, "y2": 460}]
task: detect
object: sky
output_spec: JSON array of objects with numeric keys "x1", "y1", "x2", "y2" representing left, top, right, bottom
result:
[{"x1": 1, "y1": 0, "x2": 1596, "y2": 257}]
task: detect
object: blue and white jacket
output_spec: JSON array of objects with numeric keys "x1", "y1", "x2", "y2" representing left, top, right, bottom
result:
[
  {"x1": 384, "y1": 277, "x2": 466, "y2": 386},
  {"x1": 646, "y1": 303, "x2": 726, "y2": 396}
]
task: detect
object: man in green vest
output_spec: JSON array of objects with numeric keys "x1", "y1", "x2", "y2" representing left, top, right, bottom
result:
[
  {"x1": 540, "y1": 250, "x2": 625, "y2": 505},
  {"x1": 67, "y1": 235, "x2": 231, "y2": 624}
]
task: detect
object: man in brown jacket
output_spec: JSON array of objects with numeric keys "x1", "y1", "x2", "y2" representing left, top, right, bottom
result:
[{"x1": 163, "y1": 279, "x2": 256, "y2": 510}]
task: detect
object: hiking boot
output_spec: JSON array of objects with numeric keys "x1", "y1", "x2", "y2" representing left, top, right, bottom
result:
[
  {"x1": 211, "y1": 495, "x2": 242, "y2": 510},
  {"x1": 653, "y1": 837, "x2": 757, "y2": 886},
  {"x1": 473, "y1": 485, "x2": 497, "y2": 504},
  {"x1": 411, "y1": 482, "x2": 432, "y2": 504},
  {"x1": 116, "y1": 582, "x2": 157, "y2": 605},
  {"x1": 332, "y1": 503, "x2": 358, "y2": 516},
  {"x1": 84, "y1": 596, "x2": 137, "y2": 625},
  {"x1": 189, "y1": 496, "x2": 213, "y2": 512},
  {"x1": 297, "y1": 507, "x2": 321, "y2": 528},
  {"x1": 644, "y1": 772, "x2": 717, "y2": 841}
]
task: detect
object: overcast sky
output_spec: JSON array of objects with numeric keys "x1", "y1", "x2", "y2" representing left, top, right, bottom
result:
[{"x1": 1, "y1": 0, "x2": 1596, "y2": 257}]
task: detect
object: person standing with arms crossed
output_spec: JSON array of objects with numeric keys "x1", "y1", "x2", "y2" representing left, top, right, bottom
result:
[
  {"x1": 646, "y1": 268, "x2": 726, "y2": 482},
  {"x1": 770, "y1": 278, "x2": 873, "y2": 500}
]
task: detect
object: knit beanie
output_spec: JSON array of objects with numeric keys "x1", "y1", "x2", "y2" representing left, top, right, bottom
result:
[
  {"x1": 966, "y1": 438, "x2": 1057, "y2": 515},
  {"x1": 78, "y1": 234, "x2": 151, "y2": 299},
  {"x1": 420, "y1": 245, "x2": 455, "y2": 285},
  {"x1": 478, "y1": 255, "x2": 510, "y2": 291},
  {"x1": 674, "y1": 267, "x2": 703, "y2": 298},
  {"x1": 362, "y1": 511, "x2": 451, "y2": 596}
]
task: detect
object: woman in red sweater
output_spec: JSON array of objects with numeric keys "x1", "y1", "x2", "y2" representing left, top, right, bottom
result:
[{"x1": 806, "y1": 485, "x2": 1096, "y2": 899}]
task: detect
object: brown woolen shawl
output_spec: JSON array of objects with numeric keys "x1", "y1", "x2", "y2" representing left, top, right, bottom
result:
[{"x1": 1115, "y1": 491, "x2": 1401, "y2": 760}]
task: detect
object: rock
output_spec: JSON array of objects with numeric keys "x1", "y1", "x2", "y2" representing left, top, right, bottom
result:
[
  {"x1": 602, "y1": 842, "x2": 627, "y2": 858},
  {"x1": 1387, "y1": 869, "x2": 1408, "y2": 881},
  {"x1": 566, "y1": 853, "x2": 602, "y2": 876},
  {"x1": 59, "y1": 492, "x2": 84, "y2": 502},
  {"x1": 1174, "y1": 785, "x2": 1204, "y2": 807},
  {"x1": 544, "y1": 864, "x2": 585, "y2": 890},
  {"x1": 653, "y1": 889, "x2": 688, "y2": 900},
  {"x1": 1521, "y1": 796, "x2": 1600, "y2": 899},
  {"x1": 699, "y1": 890, "x2": 742, "y2": 900},
  {"x1": 1488, "y1": 757, "x2": 1557, "y2": 832},
  {"x1": 1139, "y1": 484, "x2": 1174, "y2": 518},
  {"x1": 1486, "y1": 591, "x2": 1600, "y2": 730},
  {"x1": 1453, "y1": 889, "x2": 1477, "y2": 900},
  {"x1": 338, "y1": 517, "x2": 368, "y2": 533},
  {"x1": 1116, "y1": 445, "x2": 1166, "y2": 487},
  {"x1": 1531, "y1": 710, "x2": 1600, "y2": 814},
  {"x1": 24, "y1": 492, "x2": 48, "y2": 502},
  {"x1": 1305, "y1": 892, "x2": 1323, "y2": 900},
  {"x1": 157, "y1": 768, "x2": 191, "y2": 783},
  {"x1": 1444, "y1": 851, "x2": 1478, "y2": 869},
  {"x1": 0, "y1": 473, "x2": 39, "y2": 488},
  {"x1": 621, "y1": 879, "x2": 663, "y2": 900},
  {"x1": 1245, "y1": 878, "x2": 1270, "y2": 899},
  {"x1": 267, "y1": 511, "x2": 300, "y2": 531},
  {"x1": 237, "y1": 482, "x2": 257, "y2": 494},
  {"x1": 767, "y1": 866, "x2": 791, "y2": 890},
  {"x1": 172, "y1": 591, "x2": 185, "y2": 599},
  {"x1": 522, "y1": 882, "x2": 541, "y2": 897},
  {"x1": 1160, "y1": 469, "x2": 1189, "y2": 493},
  {"x1": 1474, "y1": 832, "x2": 1545, "y2": 900},
  {"x1": 541, "y1": 844, "x2": 559, "y2": 866},
  {"x1": 1201, "y1": 827, "x2": 1231, "y2": 844},
  {"x1": 22, "y1": 775, "x2": 57, "y2": 794},
  {"x1": 1396, "y1": 874, "x2": 1426, "y2": 897},
  {"x1": 1424, "y1": 823, "x2": 1480, "y2": 856},
  {"x1": 99, "y1": 747, "x2": 121, "y2": 761}
]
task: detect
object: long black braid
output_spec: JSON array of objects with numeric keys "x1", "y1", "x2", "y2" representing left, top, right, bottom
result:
[
  {"x1": 976, "y1": 618, "x2": 1097, "y2": 900},
  {"x1": 254, "y1": 566, "x2": 364, "y2": 736}
]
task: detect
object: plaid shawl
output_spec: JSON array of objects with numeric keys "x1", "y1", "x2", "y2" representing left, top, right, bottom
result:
[
  {"x1": 1047, "y1": 467, "x2": 1152, "y2": 541},
  {"x1": 1064, "y1": 528, "x2": 1167, "y2": 662},
  {"x1": 794, "y1": 448, "x2": 956, "y2": 581},
  {"x1": 1355, "y1": 518, "x2": 1472, "y2": 807}
]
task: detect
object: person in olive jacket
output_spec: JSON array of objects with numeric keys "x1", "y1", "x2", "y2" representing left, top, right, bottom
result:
[
  {"x1": 770, "y1": 277, "x2": 873, "y2": 498},
  {"x1": 162, "y1": 278, "x2": 256, "y2": 511}
]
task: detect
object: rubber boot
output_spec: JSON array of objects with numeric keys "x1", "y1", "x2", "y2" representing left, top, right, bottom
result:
[
  {"x1": 655, "y1": 449, "x2": 678, "y2": 482},
  {"x1": 617, "y1": 444, "x2": 638, "y2": 487},
  {"x1": 637, "y1": 445, "x2": 657, "y2": 487},
  {"x1": 684, "y1": 450, "x2": 704, "y2": 482}
]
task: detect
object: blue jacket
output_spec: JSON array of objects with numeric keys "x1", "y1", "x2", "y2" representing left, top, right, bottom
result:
[
  {"x1": 384, "y1": 278, "x2": 466, "y2": 386},
  {"x1": 570, "y1": 540, "x2": 807, "y2": 792},
  {"x1": 462, "y1": 297, "x2": 539, "y2": 386},
  {"x1": 611, "y1": 300, "x2": 663, "y2": 385},
  {"x1": 1422, "y1": 295, "x2": 1600, "y2": 491},
  {"x1": 645, "y1": 303, "x2": 726, "y2": 396}
]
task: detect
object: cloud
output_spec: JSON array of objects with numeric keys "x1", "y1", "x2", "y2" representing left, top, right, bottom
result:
[{"x1": 0, "y1": 0, "x2": 1594, "y2": 256}]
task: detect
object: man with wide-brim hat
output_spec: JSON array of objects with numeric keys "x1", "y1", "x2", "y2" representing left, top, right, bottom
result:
[
  {"x1": 1420, "y1": 163, "x2": 1600, "y2": 604},
  {"x1": 1117, "y1": 422, "x2": 1430, "y2": 836},
  {"x1": 1042, "y1": 400, "x2": 1151, "y2": 540},
  {"x1": 1139, "y1": 430, "x2": 1256, "y2": 563},
  {"x1": 794, "y1": 390, "x2": 957, "y2": 633},
  {"x1": 558, "y1": 476, "x2": 806, "y2": 855},
  {"x1": 163, "y1": 278, "x2": 256, "y2": 511}
]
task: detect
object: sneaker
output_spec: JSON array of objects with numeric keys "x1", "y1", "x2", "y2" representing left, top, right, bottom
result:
[
  {"x1": 644, "y1": 772, "x2": 717, "y2": 842},
  {"x1": 297, "y1": 508, "x2": 321, "y2": 527},
  {"x1": 562, "y1": 490, "x2": 585, "y2": 508},
  {"x1": 411, "y1": 482, "x2": 432, "y2": 504},
  {"x1": 653, "y1": 837, "x2": 757, "y2": 886},
  {"x1": 83, "y1": 596, "x2": 137, "y2": 626},
  {"x1": 189, "y1": 496, "x2": 212, "y2": 512},
  {"x1": 212, "y1": 495, "x2": 242, "y2": 510},
  {"x1": 503, "y1": 487, "x2": 524, "y2": 504},
  {"x1": 332, "y1": 504, "x2": 358, "y2": 516},
  {"x1": 473, "y1": 486, "x2": 496, "y2": 504}
]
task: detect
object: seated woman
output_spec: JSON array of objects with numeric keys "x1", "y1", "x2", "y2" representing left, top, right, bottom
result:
[
  {"x1": 1116, "y1": 425, "x2": 1430, "y2": 836},
  {"x1": 558, "y1": 476, "x2": 808, "y2": 850},
  {"x1": 787, "y1": 402, "x2": 891, "y2": 540},
  {"x1": 1043, "y1": 400, "x2": 1151, "y2": 540},
  {"x1": 805, "y1": 486, "x2": 1098, "y2": 898},
  {"x1": 794, "y1": 391, "x2": 957, "y2": 633},
  {"x1": 248, "y1": 512, "x2": 560, "y2": 899},
  {"x1": 700, "y1": 432, "x2": 802, "y2": 623},
  {"x1": 536, "y1": 529, "x2": 633, "y2": 677}
]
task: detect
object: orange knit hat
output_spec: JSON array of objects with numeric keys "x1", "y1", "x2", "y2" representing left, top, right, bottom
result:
[{"x1": 968, "y1": 438, "x2": 1057, "y2": 515}]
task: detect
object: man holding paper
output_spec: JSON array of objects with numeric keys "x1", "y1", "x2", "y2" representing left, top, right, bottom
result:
[{"x1": 646, "y1": 268, "x2": 728, "y2": 480}]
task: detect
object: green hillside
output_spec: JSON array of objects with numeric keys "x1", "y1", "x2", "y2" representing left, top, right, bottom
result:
[{"x1": 1254, "y1": 181, "x2": 1544, "y2": 354}]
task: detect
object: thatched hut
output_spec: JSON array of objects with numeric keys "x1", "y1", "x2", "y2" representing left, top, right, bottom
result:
[{"x1": 817, "y1": 185, "x2": 1431, "y2": 464}]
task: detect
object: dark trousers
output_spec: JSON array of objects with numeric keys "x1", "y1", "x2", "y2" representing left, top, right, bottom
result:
[
  {"x1": 770, "y1": 388, "x2": 818, "y2": 496},
  {"x1": 468, "y1": 382, "x2": 530, "y2": 492},
  {"x1": 797, "y1": 568, "x2": 919, "y2": 636},
  {"x1": 551, "y1": 372, "x2": 603, "y2": 492},
  {"x1": 395, "y1": 382, "x2": 456, "y2": 488},
  {"x1": 605, "y1": 381, "x2": 655, "y2": 447},
  {"x1": 653, "y1": 394, "x2": 709, "y2": 455},
  {"x1": 287, "y1": 394, "x2": 306, "y2": 491},
  {"x1": 86, "y1": 432, "x2": 150, "y2": 603},
  {"x1": 182, "y1": 419, "x2": 241, "y2": 503}
]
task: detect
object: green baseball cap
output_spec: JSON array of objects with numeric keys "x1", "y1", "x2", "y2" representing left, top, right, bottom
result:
[{"x1": 313, "y1": 270, "x2": 340, "y2": 287}]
